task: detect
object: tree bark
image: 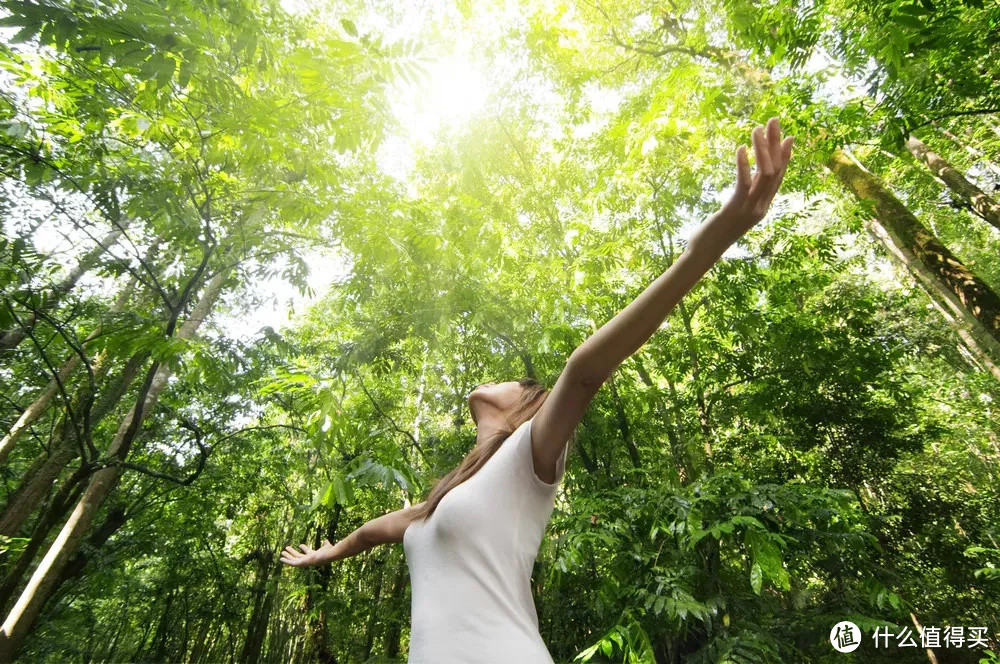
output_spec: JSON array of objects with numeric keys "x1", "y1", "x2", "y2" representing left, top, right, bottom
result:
[
  {"x1": 0, "y1": 268, "x2": 229, "y2": 662},
  {"x1": 147, "y1": 587, "x2": 177, "y2": 663},
  {"x1": 632, "y1": 357, "x2": 690, "y2": 483},
  {"x1": 0, "y1": 277, "x2": 136, "y2": 465},
  {"x1": 381, "y1": 561, "x2": 408, "y2": 660},
  {"x1": 239, "y1": 551, "x2": 279, "y2": 664},
  {"x1": 187, "y1": 613, "x2": 216, "y2": 664},
  {"x1": 0, "y1": 226, "x2": 124, "y2": 353},
  {"x1": 827, "y1": 148, "x2": 1000, "y2": 374},
  {"x1": 0, "y1": 471, "x2": 87, "y2": 613},
  {"x1": 304, "y1": 507, "x2": 341, "y2": 664},
  {"x1": 0, "y1": 350, "x2": 148, "y2": 536},
  {"x1": 864, "y1": 220, "x2": 1000, "y2": 380},
  {"x1": 362, "y1": 557, "x2": 386, "y2": 660},
  {"x1": 47, "y1": 503, "x2": 129, "y2": 600},
  {"x1": 905, "y1": 134, "x2": 1000, "y2": 232},
  {"x1": 929, "y1": 119, "x2": 1000, "y2": 180},
  {"x1": 607, "y1": 375, "x2": 641, "y2": 469}
]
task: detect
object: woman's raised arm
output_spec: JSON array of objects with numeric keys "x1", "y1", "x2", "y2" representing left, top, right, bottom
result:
[
  {"x1": 280, "y1": 503, "x2": 424, "y2": 568},
  {"x1": 532, "y1": 117, "x2": 794, "y2": 478}
]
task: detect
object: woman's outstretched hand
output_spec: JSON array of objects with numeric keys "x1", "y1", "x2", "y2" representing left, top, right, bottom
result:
[
  {"x1": 689, "y1": 116, "x2": 794, "y2": 254},
  {"x1": 281, "y1": 539, "x2": 334, "y2": 568}
]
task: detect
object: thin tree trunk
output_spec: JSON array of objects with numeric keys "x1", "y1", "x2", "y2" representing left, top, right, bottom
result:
[
  {"x1": 148, "y1": 587, "x2": 177, "y2": 663},
  {"x1": 905, "y1": 134, "x2": 1000, "y2": 232},
  {"x1": 827, "y1": 148, "x2": 1000, "y2": 374},
  {"x1": 632, "y1": 356, "x2": 689, "y2": 483},
  {"x1": 0, "y1": 471, "x2": 87, "y2": 613},
  {"x1": 363, "y1": 557, "x2": 387, "y2": 660},
  {"x1": 238, "y1": 556, "x2": 272, "y2": 664},
  {"x1": 48, "y1": 503, "x2": 129, "y2": 599},
  {"x1": 128, "y1": 606, "x2": 158, "y2": 664},
  {"x1": 864, "y1": 220, "x2": 1000, "y2": 380},
  {"x1": 607, "y1": 375, "x2": 641, "y2": 469},
  {"x1": 99, "y1": 600, "x2": 129, "y2": 663},
  {"x1": 0, "y1": 268, "x2": 229, "y2": 662},
  {"x1": 0, "y1": 277, "x2": 136, "y2": 465},
  {"x1": 929, "y1": 119, "x2": 1000, "y2": 179},
  {"x1": 0, "y1": 226, "x2": 124, "y2": 352},
  {"x1": 381, "y1": 561, "x2": 408, "y2": 660},
  {"x1": 187, "y1": 614, "x2": 216, "y2": 664},
  {"x1": 909, "y1": 611, "x2": 940, "y2": 664},
  {"x1": 0, "y1": 350, "x2": 148, "y2": 536},
  {"x1": 240, "y1": 523, "x2": 288, "y2": 664},
  {"x1": 304, "y1": 508, "x2": 340, "y2": 664}
]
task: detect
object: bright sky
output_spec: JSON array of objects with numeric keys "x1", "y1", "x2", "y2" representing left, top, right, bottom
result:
[
  {"x1": 217, "y1": 0, "x2": 502, "y2": 339},
  {"x1": 13, "y1": 1, "x2": 869, "y2": 342}
]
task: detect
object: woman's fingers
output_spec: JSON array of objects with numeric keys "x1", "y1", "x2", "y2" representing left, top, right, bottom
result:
[
  {"x1": 767, "y1": 117, "x2": 782, "y2": 172},
  {"x1": 748, "y1": 126, "x2": 770, "y2": 205},
  {"x1": 713, "y1": 117, "x2": 794, "y2": 236},
  {"x1": 279, "y1": 543, "x2": 316, "y2": 566},
  {"x1": 759, "y1": 135, "x2": 795, "y2": 206},
  {"x1": 749, "y1": 119, "x2": 791, "y2": 209},
  {"x1": 755, "y1": 124, "x2": 774, "y2": 175},
  {"x1": 733, "y1": 144, "x2": 751, "y2": 203}
]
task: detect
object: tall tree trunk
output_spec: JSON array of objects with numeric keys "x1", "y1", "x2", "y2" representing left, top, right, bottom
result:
[
  {"x1": 381, "y1": 561, "x2": 408, "y2": 660},
  {"x1": 147, "y1": 587, "x2": 177, "y2": 664},
  {"x1": 0, "y1": 350, "x2": 148, "y2": 536},
  {"x1": 362, "y1": 557, "x2": 386, "y2": 661},
  {"x1": 304, "y1": 507, "x2": 341, "y2": 664},
  {"x1": 864, "y1": 220, "x2": 1000, "y2": 379},
  {"x1": 0, "y1": 226, "x2": 124, "y2": 353},
  {"x1": 253, "y1": 573, "x2": 281, "y2": 664},
  {"x1": 929, "y1": 119, "x2": 1000, "y2": 180},
  {"x1": 238, "y1": 553, "x2": 273, "y2": 664},
  {"x1": 905, "y1": 134, "x2": 1000, "y2": 231},
  {"x1": 47, "y1": 503, "x2": 129, "y2": 601},
  {"x1": 98, "y1": 600, "x2": 129, "y2": 664},
  {"x1": 827, "y1": 148, "x2": 1000, "y2": 376},
  {"x1": 909, "y1": 611, "x2": 941, "y2": 664},
  {"x1": 240, "y1": 520, "x2": 290, "y2": 664},
  {"x1": 0, "y1": 268, "x2": 229, "y2": 662},
  {"x1": 187, "y1": 613, "x2": 216, "y2": 664},
  {"x1": 0, "y1": 277, "x2": 136, "y2": 465},
  {"x1": 607, "y1": 375, "x2": 641, "y2": 469},
  {"x1": 128, "y1": 603, "x2": 158, "y2": 664},
  {"x1": 632, "y1": 356, "x2": 689, "y2": 483},
  {"x1": 0, "y1": 471, "x2": 87, "y2": 613}
]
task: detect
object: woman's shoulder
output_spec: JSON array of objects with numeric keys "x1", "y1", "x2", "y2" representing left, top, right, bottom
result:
[{"x1": 506, "y1": 417, "x2": 567, "y2": 494}]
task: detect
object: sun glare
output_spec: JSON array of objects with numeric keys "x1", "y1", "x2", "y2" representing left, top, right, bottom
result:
[
  {"x1": 394, "y1": 54, "x2": 489, "y2": 143},
  {"x1": 378, "y1": 52, "x2": 490, "y2": 182}
]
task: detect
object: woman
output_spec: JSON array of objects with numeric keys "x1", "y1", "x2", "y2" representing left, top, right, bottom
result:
[{"x1": 281, "y1": 117, "x2": 795, "y2": 662}]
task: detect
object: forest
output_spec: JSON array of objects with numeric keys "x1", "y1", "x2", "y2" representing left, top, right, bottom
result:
[{"x1": 0, "y1": 0, "x2": 999, "y2": 662}]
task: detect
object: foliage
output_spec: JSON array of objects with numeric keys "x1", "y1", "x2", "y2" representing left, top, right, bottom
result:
[{"x1": 0, "y1": 0, "x2": 998, "y2": 662}]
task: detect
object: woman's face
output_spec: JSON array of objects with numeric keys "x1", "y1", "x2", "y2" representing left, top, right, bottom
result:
[{"x1": 467, "y1": 381, "x2": 524, "y2": 425}]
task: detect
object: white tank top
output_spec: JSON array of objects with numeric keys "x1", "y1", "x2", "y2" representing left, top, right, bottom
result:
[{"x1": 403, "y1": 416, "x2": 568, "y2": 663}]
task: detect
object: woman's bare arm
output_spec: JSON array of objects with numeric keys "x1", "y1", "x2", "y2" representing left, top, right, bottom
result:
[
  {"x1": 532, "y1": 118, "x2": 794, "y2": 479},
  {"x1": 281, "y1": 503, "x2": 424, "y2": 568}
]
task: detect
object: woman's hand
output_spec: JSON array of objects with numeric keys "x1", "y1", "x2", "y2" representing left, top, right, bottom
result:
[
  {"x1": 280, "y1": 539, "x2": 334, "y2": 568},
  {"x1": 689, "y1": 116, "x2": 794, "y2": 254}
]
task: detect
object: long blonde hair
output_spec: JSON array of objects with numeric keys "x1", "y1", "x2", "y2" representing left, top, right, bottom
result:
[{"x1": 410, "y1": 378, "x2": 548, "y2": 522}]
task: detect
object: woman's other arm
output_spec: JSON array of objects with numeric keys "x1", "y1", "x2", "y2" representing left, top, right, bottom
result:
[
  {"x1": 280, "y1": 503, "x2": 423, "y2": 568},
  {"x1": 532, "y1": 118, "x2": 793, "y2": 479}
]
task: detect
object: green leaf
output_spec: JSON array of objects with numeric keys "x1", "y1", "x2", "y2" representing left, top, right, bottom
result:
[
  {"x1": 751, "y1": 561, "x2": 763, "y2": 595},
  {"x1": 340, "y1": 18, "x2": 358, "y2": 37}
]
